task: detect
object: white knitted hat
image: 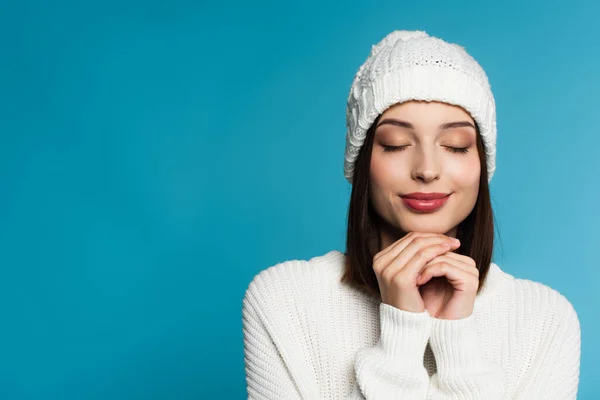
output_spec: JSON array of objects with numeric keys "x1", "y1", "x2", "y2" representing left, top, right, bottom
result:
[{"x1": 344, "y1": 30, "x2": 497, "y2": 184}]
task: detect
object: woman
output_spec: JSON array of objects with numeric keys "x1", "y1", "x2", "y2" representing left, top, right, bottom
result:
[{"x1": 242, "y1": 30, "x2": 580, "y2": 399}]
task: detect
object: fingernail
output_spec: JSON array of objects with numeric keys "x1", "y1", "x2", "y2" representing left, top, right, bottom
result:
[{"x1": 452, "y1": 238, "x2": 460, "y2": 244}]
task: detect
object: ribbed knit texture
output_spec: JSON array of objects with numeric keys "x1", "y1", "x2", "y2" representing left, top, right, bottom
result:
[{"x1": 242, "y1": 250, "x2": 580, "y2": 399}]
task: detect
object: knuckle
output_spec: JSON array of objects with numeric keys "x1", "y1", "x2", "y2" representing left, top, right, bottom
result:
[
  {"x1": 372, "y1": 253, "x2": 381, "y2": 264},
  {"x1": 373, "y1": 260, "x2": 385, "y2": 275},
  {"x1": 392, "y1": 273, "x2": 410, "y2": 288},
  {"x1": 415, "y1": 249, "x2": 428, "y2": 260},
  {"x1": 372, "y1": 262, "x2": 381, "y2": 275},
  {"x1": 414, "y1": 236, "x2": 427, "y2": 245},
  {"x1": 372, "y1": 254, "x2": 381, "y2": 265},
  {"x1": 380, "y1": 267, "x2": 393, "y2": 282}
]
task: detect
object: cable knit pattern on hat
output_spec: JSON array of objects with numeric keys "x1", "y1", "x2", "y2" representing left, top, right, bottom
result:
[
  {"x1": 344, "y1": 30, "x2": 497, "y2": 184},
  {"x1": 242, "y1": 250, "x2": 580, "y2": 399}
]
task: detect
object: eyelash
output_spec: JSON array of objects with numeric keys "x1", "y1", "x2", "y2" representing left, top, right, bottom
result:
[{"x1": 382, "y1": 145, "x2": 469, "y2": 154}]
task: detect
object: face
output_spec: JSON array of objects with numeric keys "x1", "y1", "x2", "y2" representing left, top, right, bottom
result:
[{"x1": 369, "y1": 100, "x2": 481, "y2": 250}]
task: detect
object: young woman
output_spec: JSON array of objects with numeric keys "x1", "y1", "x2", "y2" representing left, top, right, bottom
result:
[{"x1": 242, "y1": 30, "x2": 580, "y2": 399}]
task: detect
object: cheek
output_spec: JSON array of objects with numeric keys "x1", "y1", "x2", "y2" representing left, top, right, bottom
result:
[
  {"x1": 449, "y1": 155, "x2": 481, "y2": 188},
  {"x1": 370, "y1": 153, "x2": 405, "y2": 185}
]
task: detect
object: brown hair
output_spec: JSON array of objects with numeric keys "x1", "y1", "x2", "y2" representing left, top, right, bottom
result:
[{"x1": 340, "y1": 107, "x2": 496, "y2": 299}]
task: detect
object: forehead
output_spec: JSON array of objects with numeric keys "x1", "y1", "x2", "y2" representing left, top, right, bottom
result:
[{"x1": 379, "y1": 100, "x2": 474, "y2": 124}]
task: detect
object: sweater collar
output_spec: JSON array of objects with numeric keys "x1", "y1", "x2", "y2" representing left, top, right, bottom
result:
[{"x1": 474, "y1": 261, "x2": 514, "y2": 310}]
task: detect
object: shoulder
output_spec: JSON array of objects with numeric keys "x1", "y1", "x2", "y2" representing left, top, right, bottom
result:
[
  {"x1": 242, "y1": 250, "x2": 346, "y2": 314},
  {"x1": 244, "y1": 249, "x2": 345, "y2": 296},
  {"x1": 506, "y1": 275, "x2": 580, "y2": 336},
  {"x1": 515, "y1": 277, "x2": 578, "y2": 317}
]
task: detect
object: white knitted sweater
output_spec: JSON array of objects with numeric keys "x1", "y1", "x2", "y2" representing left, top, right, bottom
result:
[{"x1": 242, "y1": 250, "x2": 580, "y2": 399}]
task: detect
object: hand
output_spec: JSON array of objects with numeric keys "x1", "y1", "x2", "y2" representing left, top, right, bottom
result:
[
  {"x1": 372, "y1": 232, "x2": 461, "y2": 313},
  {"x1": 416, "y1": 249, "x2": 479, "y2": 320}
]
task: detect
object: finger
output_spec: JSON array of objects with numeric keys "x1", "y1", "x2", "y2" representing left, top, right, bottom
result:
[
  {"x1": 375, "y1": 232, "x2": 439, "y2": 263},
  {"x1": 424, "y1": 254, "x2": 478, "y2": 277},
  {"x1": 417, "y1": 263, "x2": 478, "y2": 291},
  {"x1": 440, "y1": 251, "x2": 477, "y2": 268},
  {"x1": 382, "y1": 238, "x2": 459, "y2": 282},
  {"x1": 376, "y1": 233, "x2": 456, "y2": 274},
  {"x1": 374, "y1": 232, "x2": 440, "y2": 275}
]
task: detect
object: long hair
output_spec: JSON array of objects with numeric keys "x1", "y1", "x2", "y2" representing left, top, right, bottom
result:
[{"x1": 340, "y1": 108, "x2": 495, "y2": 299}]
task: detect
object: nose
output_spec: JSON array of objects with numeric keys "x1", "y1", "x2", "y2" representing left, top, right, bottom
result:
[{"x1": 411, "y1": 149, "x2": 441, "y2": 183}]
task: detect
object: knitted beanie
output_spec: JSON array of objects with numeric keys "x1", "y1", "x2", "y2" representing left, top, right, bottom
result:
[{"x1": 344, "y1": 30, "x2": 497, "y2": 184}]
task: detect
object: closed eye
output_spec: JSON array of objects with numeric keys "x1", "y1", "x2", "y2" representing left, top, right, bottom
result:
[
  {"x1": 382, "y1": 145, "x2": 469, "y2": 154},
  {"x1": 447, "y1": 147, "x2": 469, "y2": 154},
  {"x1": 382, "y1": 145, "x2": 409, "y2": 152}
]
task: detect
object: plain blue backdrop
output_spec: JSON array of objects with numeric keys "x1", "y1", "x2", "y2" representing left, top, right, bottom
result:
[{"x1": 0, "y1": 0, "x2": 598, "y2": 398}]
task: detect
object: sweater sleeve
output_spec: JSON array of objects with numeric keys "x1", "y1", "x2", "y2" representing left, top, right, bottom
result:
[
  {"x1": 348, "y1": 302, "x2": 433, "y2": 398},
  {"x1": 528, "y1": 295, "x2": 581, "y2": 399},
  {"x1": 541, "y1": 299, "x2": 581, "y2": 399},
  {"x1": 243, "y1": 281, "x2": 433, "y2": 400},
  {"x1": 426, "y1": 313, "x2": 507, "y2": 399},
  {"x1": 242, "y1": 288, "x2": 303, "y2": 399}
]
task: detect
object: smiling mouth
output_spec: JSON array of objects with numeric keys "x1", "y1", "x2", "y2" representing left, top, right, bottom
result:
[{"x1": 399, "y1": 194, "x2": 451, "y2": 213}]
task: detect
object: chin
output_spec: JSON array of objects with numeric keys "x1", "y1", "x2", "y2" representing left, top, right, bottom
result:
[{"x1": 399, "y1": 218, "x2": 455, "y2": 235}]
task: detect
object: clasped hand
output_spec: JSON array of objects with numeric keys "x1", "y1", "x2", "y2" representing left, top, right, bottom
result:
[{"x1": 373, "y1": 232, "x2": 480, "y2": 320}]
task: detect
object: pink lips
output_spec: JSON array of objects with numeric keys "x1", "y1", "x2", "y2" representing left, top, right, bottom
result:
[{"x1": 400, "y1": 193, "x2": 451, "y2": 213}]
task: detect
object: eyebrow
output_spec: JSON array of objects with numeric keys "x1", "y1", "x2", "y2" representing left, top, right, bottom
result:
[{"x1": 376, "y1": 118, "x2": 476, "y2": 132}]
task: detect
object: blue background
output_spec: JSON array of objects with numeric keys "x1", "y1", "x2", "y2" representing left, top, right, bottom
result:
[{"x1": 1, "y1": 0, "x2": 598, "y2": 398}]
